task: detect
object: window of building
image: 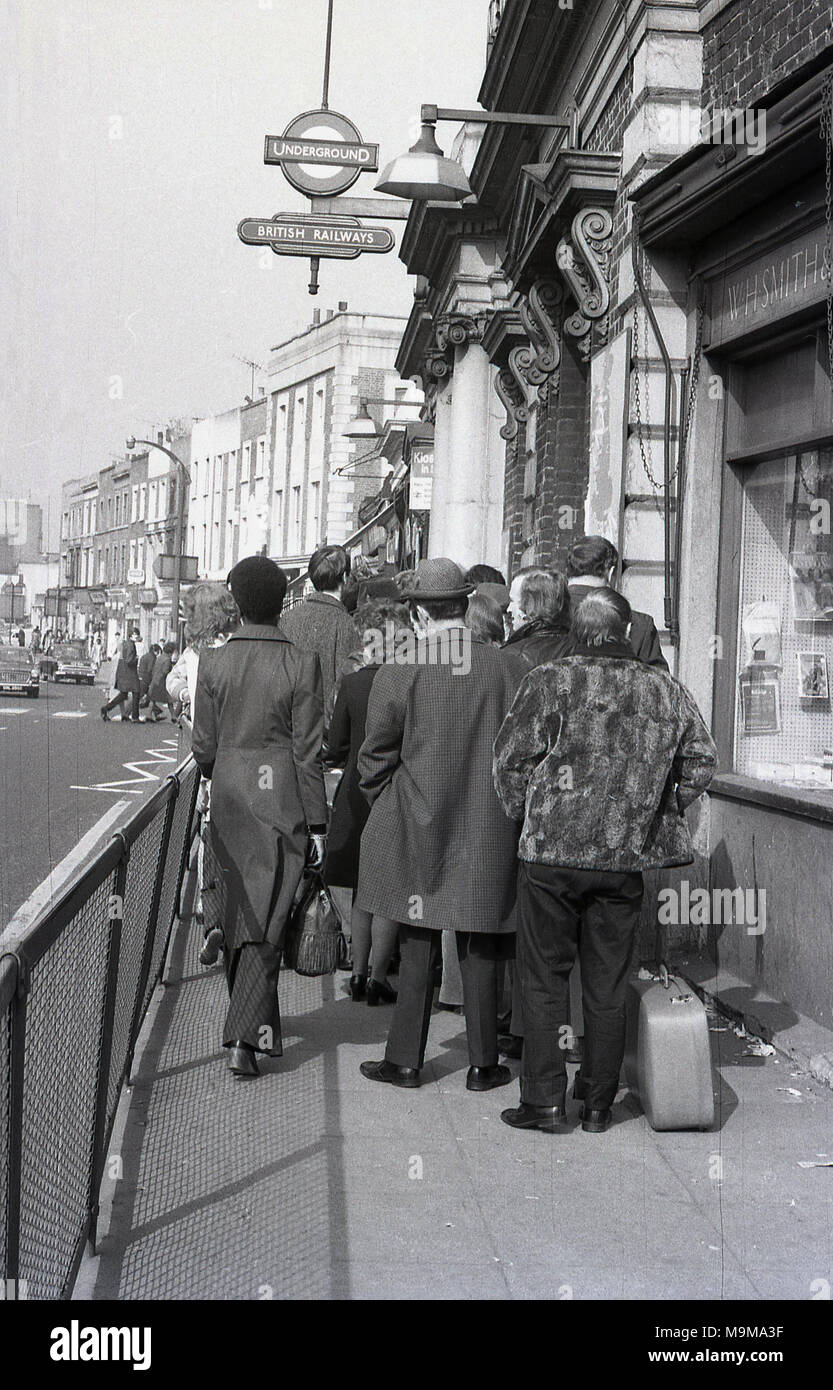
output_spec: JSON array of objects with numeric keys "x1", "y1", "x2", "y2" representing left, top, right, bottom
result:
[
  {"x1": 730, "y1": 449, "x2": 833, "y2": 791},
  {"x1": 139, "y1": 485, "x2": 146, "y2": 521},
  {"x1": 203, "y1": 460, "x2": 210, "y2": 497},
  {"x1": 292, "y1": 485, "x2": 301, "y2": 549},
  {"x1": 241, "y1": 443, "x2": 251, "y2": 484},
  {"x1": 274, "y1": 490, "x2": 283, "y2": 533},
  {"x1": 717, "y1": 332, "x2": 833, "y2": 796},
  {"x1": 307, "y1": 481, "x2": 320, "y2": 551},
  {"x1": 256, "y1": 438, "x2": 265, "y2": 478},
  {"x1": 132, "y1": 486, "x2": 139, "y2": 522}
]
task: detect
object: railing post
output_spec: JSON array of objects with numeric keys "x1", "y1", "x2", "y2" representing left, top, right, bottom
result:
[
  {"x1": 86, "y1": 843, "x2": 128, "y2": 1257},
  {"x1": 3, "y1": 950, "x2": 29, "y2": 1300},
  {"x1": 160, "y1": 766, "x2": 202, "y2": 988},
  {"x1": 124, "y1": 778, "x2": 179, "y2": 1085}
]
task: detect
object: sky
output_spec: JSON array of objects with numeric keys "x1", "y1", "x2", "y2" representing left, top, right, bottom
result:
[{"x1": 0, "y1": 0, "x2": 489, "y2": 545}]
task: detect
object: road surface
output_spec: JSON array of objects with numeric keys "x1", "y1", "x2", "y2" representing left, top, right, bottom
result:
[{"x1": 0, "y1": 664, "x2": 187, "y2": 927}]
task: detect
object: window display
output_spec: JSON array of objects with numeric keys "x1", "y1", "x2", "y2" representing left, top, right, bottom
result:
[{"x1": 734, "y1": 449, "x2": 833, "y2": 789}]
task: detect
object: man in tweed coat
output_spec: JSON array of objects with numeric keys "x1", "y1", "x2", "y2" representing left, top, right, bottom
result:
[
  {"x1": 280, "y1": 545, "x2": 359, "y2": 732},
  {"x1": 493, "y1": 588, "x2": 717, "y2": 1134},
  {"x1": 357, "y1": 558, "x2": 526, "y2": 1092}
]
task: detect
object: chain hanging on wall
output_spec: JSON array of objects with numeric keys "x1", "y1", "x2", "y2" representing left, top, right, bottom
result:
[
  {"x1": 631, "y1": 243, "x2": 663, "y2": 514},
  {"x1": 632, "y1": 237, "x2": 704, "y2": 515},
  {"x1": 821, "y1": 73, "x2": 833, "y2": 396}
]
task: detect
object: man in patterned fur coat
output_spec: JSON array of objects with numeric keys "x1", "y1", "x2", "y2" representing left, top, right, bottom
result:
[{"x1": 493, "y1": 587, "x2": 717, "y2": 1136}]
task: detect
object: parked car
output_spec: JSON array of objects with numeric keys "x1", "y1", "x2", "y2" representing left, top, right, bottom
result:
[
  {"x1": 0, "y1": 644, "x2": 40, "y2": 698},
  {"x1": 52, "y1": 640, "x2": 97, "y2": 685}
]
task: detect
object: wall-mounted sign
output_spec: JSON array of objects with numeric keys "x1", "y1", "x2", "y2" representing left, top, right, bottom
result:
[
  {"x1": 153, "y1": 554, "x2": 199, "y2": 582},
  {"x1": 264, "y1": 109, "x2": 378, "y2": 197},
  {"x1": 409, "y1": 444, "x2": 434, "y2": 511},
  {"x1": 238, "y1": 213, "x2": 394, "y2": 259},
  {"x1": 706, "y1": 222, "x2": 830, "y2": 349}
]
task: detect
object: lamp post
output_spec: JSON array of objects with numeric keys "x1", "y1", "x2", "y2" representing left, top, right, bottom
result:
[{"x1": 126, "y1": 436, "x2": 190, "y2": 648}]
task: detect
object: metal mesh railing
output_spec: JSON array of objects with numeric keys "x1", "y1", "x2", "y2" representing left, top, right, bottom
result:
[{"x1": 0, "y1": 755, "x2": 200, "y2": 1300}]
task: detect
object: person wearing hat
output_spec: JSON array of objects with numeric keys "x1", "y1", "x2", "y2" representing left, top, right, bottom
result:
[
  {"x1": 356, "y1": 557, "x2": 526, "y2": 1092},
  {"x1": 191, "y1": 556, "x2": 328, "y2": 1078}
]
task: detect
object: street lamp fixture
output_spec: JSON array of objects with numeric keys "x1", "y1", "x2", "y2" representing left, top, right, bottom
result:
[
  {"x1": 375, "y1": 103, "x2": 572, "y2": 203},
  {"x1": 342, "y1": 397, "x2": 420, "y2": 439},
  {"x1": 126, "y1": 436, "x2": 191, "y2": 646}
]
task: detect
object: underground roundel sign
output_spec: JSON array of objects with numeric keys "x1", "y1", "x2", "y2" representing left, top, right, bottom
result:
[{"x1": 264, "y1": 108, "x2": 379, "y2": 197}]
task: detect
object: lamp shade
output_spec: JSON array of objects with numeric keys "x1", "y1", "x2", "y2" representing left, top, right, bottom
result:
[
  {"x1": 375, "y1": 123, "x2": 472, "y2": 202},
  {"x1": 342, "y1": 402, "x2": 379, "y2": 439}
]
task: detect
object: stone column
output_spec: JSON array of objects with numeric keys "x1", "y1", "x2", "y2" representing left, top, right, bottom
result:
[{"x1": 428, "y1": 338, "x2": 500, "y2": 568}]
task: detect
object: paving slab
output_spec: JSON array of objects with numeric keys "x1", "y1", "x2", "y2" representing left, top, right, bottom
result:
[{"x1": 74, "y1": 905, "x2": 833, "y2": 1301}]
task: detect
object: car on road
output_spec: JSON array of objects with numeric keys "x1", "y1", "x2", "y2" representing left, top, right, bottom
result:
[
  {"x1": 51, "y1": 640, "x2": 97, "y2": 685},
  {"x1": 0, "y1": 644, "x2": 40, "y2": 698}
]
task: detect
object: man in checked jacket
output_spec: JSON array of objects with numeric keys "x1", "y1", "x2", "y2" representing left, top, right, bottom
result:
[
  {"x1": 493, "y1": 588, "x2": 717, "y2": 1135},
  {"x1": 281, "y1": 545, "x2": 359, "y2": 734}
]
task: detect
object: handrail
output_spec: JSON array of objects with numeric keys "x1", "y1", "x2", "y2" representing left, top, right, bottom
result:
[{"x1": 0, "y1": 752, "x2": 201, "y2": 1300}]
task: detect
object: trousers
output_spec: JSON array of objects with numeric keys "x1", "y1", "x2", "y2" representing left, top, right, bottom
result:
[
  {"x1": 385, "y1": 922, "x2": 514, "y2": 1071},
  {"x1": 222, "y1": 942, "x2": 283, "y2": 1056},
  {"x1": 104, "y1": 689, "x2": 140, "y2": 720},
  {"x1": 516, "y1": 861, "x2": 643, "y2": 1109}
]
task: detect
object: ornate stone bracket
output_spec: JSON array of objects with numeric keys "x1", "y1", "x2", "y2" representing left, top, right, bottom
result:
[
  {"x1": 495, "y1": 366, "x2": 529, "y2": 442},
  {"x1": 555, "y1": 207, "x2": 613, "y2": 362},
  {"x1": 508, "y1": 278, "x2": 563, "y2": 403}
]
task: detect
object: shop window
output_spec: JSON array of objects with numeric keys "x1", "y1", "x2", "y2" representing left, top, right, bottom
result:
[{"x1": 733, "y1": 448, "x2": 833, "y2": 790}]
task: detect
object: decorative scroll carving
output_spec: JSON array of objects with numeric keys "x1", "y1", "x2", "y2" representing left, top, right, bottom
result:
[
  {"x1": 434, "y1": 312, "x2": 486, "y2": 352},
  {"x1": 495, "y1": 366, "x2": 529, "y2": 442},
  {"x1": 556, "y1": 207, "x2": 613, "y2": 357}
]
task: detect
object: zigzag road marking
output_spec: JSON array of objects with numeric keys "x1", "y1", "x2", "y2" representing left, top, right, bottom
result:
[{"x1": 70, "y1": 739, "x2": 181, "y2": 794}]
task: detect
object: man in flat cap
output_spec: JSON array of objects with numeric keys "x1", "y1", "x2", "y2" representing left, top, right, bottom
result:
[{"x1": 357, "y1": 557, "x2": 526, "y2": 1092}]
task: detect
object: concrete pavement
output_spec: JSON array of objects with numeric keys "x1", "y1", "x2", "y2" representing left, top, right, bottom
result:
[{"x1": 75, "y1": 896, "x2": 833, "y2": 1302}]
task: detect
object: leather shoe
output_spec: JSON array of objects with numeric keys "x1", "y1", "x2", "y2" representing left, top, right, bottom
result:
[
  {"x1": 466, "y1": 1064, "x2": 512, "y2": 1092},
  {"x1": 227, "y1": 1042, "x2": 259, "y2": 1077},
  {"x1": 360, "y1": 1059, "x2": 420, "y2": 1089},
  {"x1": 498, "y1": 1034, "x2": 523, "y2": 1059},
  {"x1": 582, "y1": 1106, "x2": 611, "y2": 1133},
  {"x1": 199, "y1": 928, "x2": 224, "y2": 966},
  {"x1": 366, "y1": 978, "x2": 397, "y2": 1006},
  {"x1": 501, "y1": 1102, "x2": 571, "y2": 1133}
]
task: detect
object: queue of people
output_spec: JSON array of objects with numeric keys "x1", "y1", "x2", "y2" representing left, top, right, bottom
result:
[{"x1": 187, "y1": 539, "x2": 717, "y2": 1137}]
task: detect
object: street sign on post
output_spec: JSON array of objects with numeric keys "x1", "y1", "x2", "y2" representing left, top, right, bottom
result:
[
  {"x1": 238, "y1": 213, "x2": 394, "y2": 258},
  {"x1": 264, "y1": 109, "x2": 377, "y2": 196},
  {"x1": 153, "y1": 555, "x2": 199, "y2": 582}
]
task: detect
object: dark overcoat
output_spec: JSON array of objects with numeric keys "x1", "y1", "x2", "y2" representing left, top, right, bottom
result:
[
  {"x1": 356, "y1": 632, "x2": 526, "y2": 933},
  {"x1": 148, "y1": 650, "x2": 174, "y2": 702},
  {"x1": 323, "y1": 662, "x2": 380, "y2": 890},
  {"x1": 502, "y1": 619, "x2": 574, "y2": 669},
  {"x1": 114, "y1": 639, "x2": 140, "y2": 693},
  {"x1": 191, "y1": 624, "x2": 328, "y2": 950}
]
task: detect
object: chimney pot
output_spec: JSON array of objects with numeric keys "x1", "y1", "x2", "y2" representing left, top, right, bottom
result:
[
  {"x1": 157, "y1": 431, "x2": 164, "y2": 445},
  {"x1": 326, "y1": 309, "x2": 334, "y2": 319},
  {"x1": 312, "y1": 309, "x2": 321, "y2": 325},
  {"x1": 338, "y1": 300, "x2": 348, "y2": 312}
]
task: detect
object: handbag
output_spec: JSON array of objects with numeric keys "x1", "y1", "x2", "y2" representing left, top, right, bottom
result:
[{"x1": 284, "y1": 871, "x2": 349, "y2": 977}]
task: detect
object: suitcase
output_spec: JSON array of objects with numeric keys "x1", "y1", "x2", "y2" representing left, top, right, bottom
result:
[{"x1": 624, "y1": 965, "x2": 715, "y2": 1131}]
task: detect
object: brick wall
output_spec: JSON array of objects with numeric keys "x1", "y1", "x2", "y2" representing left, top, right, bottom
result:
[{"x1": 702, "y1": 0, "x2": 833, "y2": 110}]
